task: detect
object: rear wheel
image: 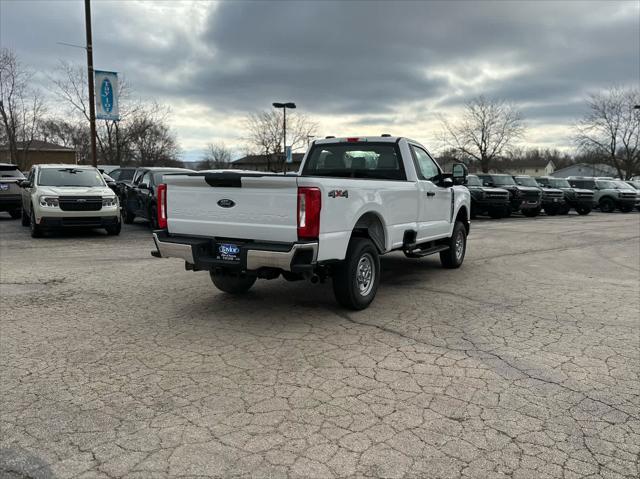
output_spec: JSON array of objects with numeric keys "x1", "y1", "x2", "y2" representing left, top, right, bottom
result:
[
  {"x1": 9, "y1": 209, "x2": 21, "y2": 219},
  {"x1": 210, "y1": 269, "x2": 256, "y2": 294},
  {"x1": 122, "y1": 207, "x2": 135, "y2": 224},
  {"x1": 333, "y1": 237, "x2": 380, "y2": 310},
  {"x1": 576, "y1": 206, "x2": 591, "y2": 215},
  {"x1": 599, "y1": 197, "x2": 615, "y2": 213},
  {"x1": 440, "y1": 221, "x2": 467, "y2": 269}
]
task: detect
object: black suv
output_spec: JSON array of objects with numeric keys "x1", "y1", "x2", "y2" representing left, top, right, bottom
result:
[
  {"x1": 465, "y1": 175, "x2": 510, "y2": 218},
  {"x1": 476, "y1": 174, "x2": 542, "y2": 217},
  {"x1": 513, "y1": 175, "x2": 564, "y2": 215},
  {"x1": 536, "y1": 177, "x2": 594, "y2": 215}
]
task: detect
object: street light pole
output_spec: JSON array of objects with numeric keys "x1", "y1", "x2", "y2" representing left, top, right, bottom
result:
[
  {"x1": 84, "y1": 0, "x2": 97, "y2": 167},
  {"x1": 272, "y1": 102, "x2": 296, "y2": 172}
]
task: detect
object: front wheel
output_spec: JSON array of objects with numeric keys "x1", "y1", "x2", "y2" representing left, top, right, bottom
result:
[
  {"x1": 599, "y1": 197, "x2": 615, "y2": 213},
  {"x1": 30, "y1": 208, "x2": 43, "y2": 238},
  {"x1": 122, "y1": 207, "x2": 135, "y2": 224},
  {"x1": 210, "y1": 270, "x2": 256, "y2": 294},
  {"x1": 333, "y1": 237, "x2": 380, "y2": 310},
  {"x1": 575, "y1": 206, "x2": 591, "y2": 215},
  {"x1": 440, "y1": 221, "x2": 467, "y2": 269},
  {"x1": 105, "y1": 221, "x2": 121, "y2": 236}
]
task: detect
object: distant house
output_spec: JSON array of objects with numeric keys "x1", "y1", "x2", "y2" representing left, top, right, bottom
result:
[
  {"x1": 500, "y1": 159, "x2": 555, "y2": 176},
  {"x1": 232, "y1": 153, "x2": 305, "y2": 172},
  {"x1": 0, "y1": 140, "x2": 76, "y2": 170},
  {"x1": 552, "y1": 163, "x2": 619, "y2": 179}
]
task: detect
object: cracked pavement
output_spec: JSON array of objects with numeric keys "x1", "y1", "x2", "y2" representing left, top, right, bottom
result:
[{"x1": 1, "y1": 212, "x2": 639, "y2": 478}]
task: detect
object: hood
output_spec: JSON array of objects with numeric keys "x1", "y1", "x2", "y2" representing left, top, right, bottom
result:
[
  {"x1": 541, "y1": 187, "x2": 563, "y2": 194},
  {"x1": 514, "y1": 186, "x2": 541, "y2": 194},
  {"x1": 37, "y1": 186, "x2": 114, "y2": 196}
]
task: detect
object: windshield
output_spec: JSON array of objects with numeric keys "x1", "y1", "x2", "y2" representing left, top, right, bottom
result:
[
  {"x1": 595, "y1": 180, "x2": 616, "y2": 189},
  {"x1": 466, "y1": 175, "x2": 482, "y2": 186},
  {"x1": 116, "y1": 169, "x2": 136, "y2": 181},
  {"x1": 515, "y1": 177, "x2": 538, "y2": 187},
  {"x1": 547, "y1": 178, "x2": 570, "y2": 188},
  {"x1": 482, "y1": 175, "x2": 515, "y2": 186},
  {"x1": 613, "y1": 181, "x2": 633, "y2": 190},
  {"x1": 302, "y1": 143, "x2": 405, "y2": 180},
  {"x1": 626, "y1": 181, "x2": 640, "y2": 190},
  {"x1": 38, "y1": 168, "x2": 106, "y2": 187},
  {"x1": 0, "y1": 165, "x2": 25, "y2": 179}
]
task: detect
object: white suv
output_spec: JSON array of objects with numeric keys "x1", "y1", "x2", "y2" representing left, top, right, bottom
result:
[{"x1": 20, "y1": 164, "x2": 121, "y2": 237}]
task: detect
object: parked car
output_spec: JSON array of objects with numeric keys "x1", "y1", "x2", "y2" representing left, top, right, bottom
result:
[
  {"x1": 107, "y1": 167, "x2": 137, "y2": 184},
  {"x1": 535, "y1": 177, "x2": 594, "y2": 215},
  {"x1": 513, "y1": 175, "x2": 564, "y2": 215},
  {"x1": 465, "y1": 174, "x2": 510, "y2": 218},
  {"x1": 624, "y1": 180, "x2": 640, "y2": 211},
  {"x1": 476, "y1": 174, "x2": 542, "y2": 217},
  {"x1": 102, "y1": 172, "x2": 118, "y2": 193},
  {"x1": 0, "y1": 163, "x2": 25, "y2": 219},
  {"x1": 20, "y1": 164, "x2": 121, "y2": 237},
  {"x1": 121, "y1": 167, "x2": 195, "y2": 227},
  {"x1": 567, "y1": 177, "x2": 636, "y2": 212},
  {"x1": 152, "y1": 136, "x2": 471, "y2": 310}
]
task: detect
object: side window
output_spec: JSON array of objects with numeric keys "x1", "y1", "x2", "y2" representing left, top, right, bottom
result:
[
  {"x1": 411, "y1": 146, "x2": 440, "y2": 181},
  {"x1": 109, "y1": 169, "x2": 121, "y2": 181},
  {"x1": 141, "y1": 171, "x2": 152, "y2": 186}
]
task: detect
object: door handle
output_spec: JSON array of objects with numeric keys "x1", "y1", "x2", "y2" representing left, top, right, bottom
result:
[{"x1": 426, "y1": 191, "x2": 436, "y2": 197}]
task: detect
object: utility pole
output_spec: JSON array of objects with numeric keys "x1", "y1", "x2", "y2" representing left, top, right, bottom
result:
[
  {"x1": 84, "y1": 0, "x2": 97, "y2": 167},
  {"x1": 272, "y1": 102, "x2": 296, "y2": 172}
]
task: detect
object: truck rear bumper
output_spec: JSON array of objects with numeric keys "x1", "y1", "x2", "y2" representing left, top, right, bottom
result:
[{"x1": 152, "y1": 231, "x2": 318, "y2": 273}]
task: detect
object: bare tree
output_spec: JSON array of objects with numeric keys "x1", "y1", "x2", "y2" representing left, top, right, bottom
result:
[
  {"x1": 198, "y1": 142, "x2": 232, "y2": 169},
  {"x1": 244, "y1": 109, "x2": 317, "y2": 171},
  {"x1": 440, "y1": 96, "x2": 525, "y2": 173},
  {"x1": 0, "y1": 48, "x2": 47, "y2": 169},
  {"x1": 575, "y1": 87, "x2": 640, "y2": 179},
  {"x1": 49, "y1": 61, "x2": 180, "y2": 166}
]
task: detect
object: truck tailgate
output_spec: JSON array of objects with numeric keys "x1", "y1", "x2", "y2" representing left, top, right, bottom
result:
[{"x1": 164, "y1": 173, "x2": 299, "y2": 243}]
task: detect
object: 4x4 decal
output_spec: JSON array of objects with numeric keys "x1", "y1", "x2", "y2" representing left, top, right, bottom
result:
[{"x1": 328, "y1": 190, "x2": 349, "y2": 198}]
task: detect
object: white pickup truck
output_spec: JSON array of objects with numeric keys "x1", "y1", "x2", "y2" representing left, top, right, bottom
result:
[{"x1": 152, "y1": 136, "x2": 471, "y2": 309}]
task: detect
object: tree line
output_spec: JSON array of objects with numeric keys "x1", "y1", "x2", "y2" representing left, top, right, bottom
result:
[{"x1": 0, "y1": 48, "x2": 180, "y2": 170}]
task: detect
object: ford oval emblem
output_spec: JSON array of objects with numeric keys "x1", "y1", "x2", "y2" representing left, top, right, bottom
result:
[{"x1": 217, "y1": 198, "x2": 235, "y2": 208}]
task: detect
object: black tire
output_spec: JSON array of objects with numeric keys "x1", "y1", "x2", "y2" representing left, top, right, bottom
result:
[
  {"x1": 9, "y1": 209, "x2": 21, "y2": 219},
  {"x1": 210, "y1": 270, "x2": 256, "y2": 294},
  {"x1": 488, "y1": 207, "x2": 504, "y2": 219},
  {"x1": 522, "y1": 207, "x2": 540, "y2": 217},
  {"x1": 558, "y1": 205, "x2": 570, "y2": 215},
  {"x1": 576, "y1": 206, "x2": 591, "y2": 216},
  {"x1": 21, "y1": 208, "x2": 29, "y2": 226},
  {"x1": 105, "y1": 221, "x2": 121, "y2": 236},
  {"x1": 30, "y1": 208, "x2": 43, "y2": 238},
  {"x1": 619, "y1": 205, "x2": 633, "y2": 213},
  {"x1": 544, "y1": 206, "x2": 558, "y2": 216},
  {"x1": 504, "y1": 206, "x2": 512, "y2": 218},
  {"x1": 440, "y1": 221, "x2": 467, "y2": 269},
  {"x1": 599, "y1": 197, "x2": 615, "y2": 213},
  {"x1": 332, "y1": 237, "x2": 380, "y2": 310},
  {"x1": 122, "y1": 207, "x2": 135, "y2": 224}
]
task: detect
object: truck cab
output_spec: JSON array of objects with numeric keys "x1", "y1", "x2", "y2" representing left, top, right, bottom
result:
[{"x1": 152, "y1": 136, "x2": 471, "y2": 309}]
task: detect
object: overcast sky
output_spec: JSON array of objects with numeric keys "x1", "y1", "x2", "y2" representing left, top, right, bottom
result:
[{"x1": 1, "y1": 0, "x2": 638, "y2": 161}]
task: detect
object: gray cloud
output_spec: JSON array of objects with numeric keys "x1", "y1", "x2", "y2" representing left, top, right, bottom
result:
[{"x1": 1, "y1": 0, "x2": 638, "y2": 149}]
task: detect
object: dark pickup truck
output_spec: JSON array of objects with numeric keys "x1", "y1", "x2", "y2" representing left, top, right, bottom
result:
[
  {"x1": 476, "y1": 174, "x2": 542, "y2": 217},
  {"x1": 465, "y1": 175, "x2": 510, "y2": 218},
  {"x1": 513, "y1": 175, "x2": 564, "y2": 215},
  {"x1": 536, "y1": 177, "x2": 594, "y2": 215}
]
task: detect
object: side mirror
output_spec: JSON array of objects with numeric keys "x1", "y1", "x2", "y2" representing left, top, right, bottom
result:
[
  {"x1": 442, "y1": 177, "x2": 454, "y2": 188},
  {"x1": 18, "y1": 180, "x2": 31, "y2": 188},
  {"x1": 137, "y1": 183, "x2": 149, "y2": 189},
  {"x1": 452, "y1": 163, "x2": 468, "y2": 179}
]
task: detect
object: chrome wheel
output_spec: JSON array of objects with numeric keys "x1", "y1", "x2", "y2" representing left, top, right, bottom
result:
[
  {"x1": 356, "y1": 253, "x2": 375, "y2": 296},
  {"x1": 454, "y1": 230, "x2": 465, "y2": 262}
]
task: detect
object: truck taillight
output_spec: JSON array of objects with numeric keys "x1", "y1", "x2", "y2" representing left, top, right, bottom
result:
[
  {"x1": 157, "y1": 183, "x2": 167, "y2": 229},
  {"x1": 297, "y1": 187, "x2": 321, "y2": 240}
]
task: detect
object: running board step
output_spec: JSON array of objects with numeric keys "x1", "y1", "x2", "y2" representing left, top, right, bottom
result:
[{"x1": 403, "y1": 244, "x2": 449, "y2": 258}]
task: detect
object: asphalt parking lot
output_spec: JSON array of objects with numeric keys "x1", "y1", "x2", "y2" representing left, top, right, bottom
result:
[{"x1": 1, "y1": 212, "x2": 639, "y2": 479}]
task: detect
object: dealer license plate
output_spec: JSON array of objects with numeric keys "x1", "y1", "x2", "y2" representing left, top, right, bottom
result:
[{"x1": 216, "y1": 243, "x2": 241, "y2": 262}]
